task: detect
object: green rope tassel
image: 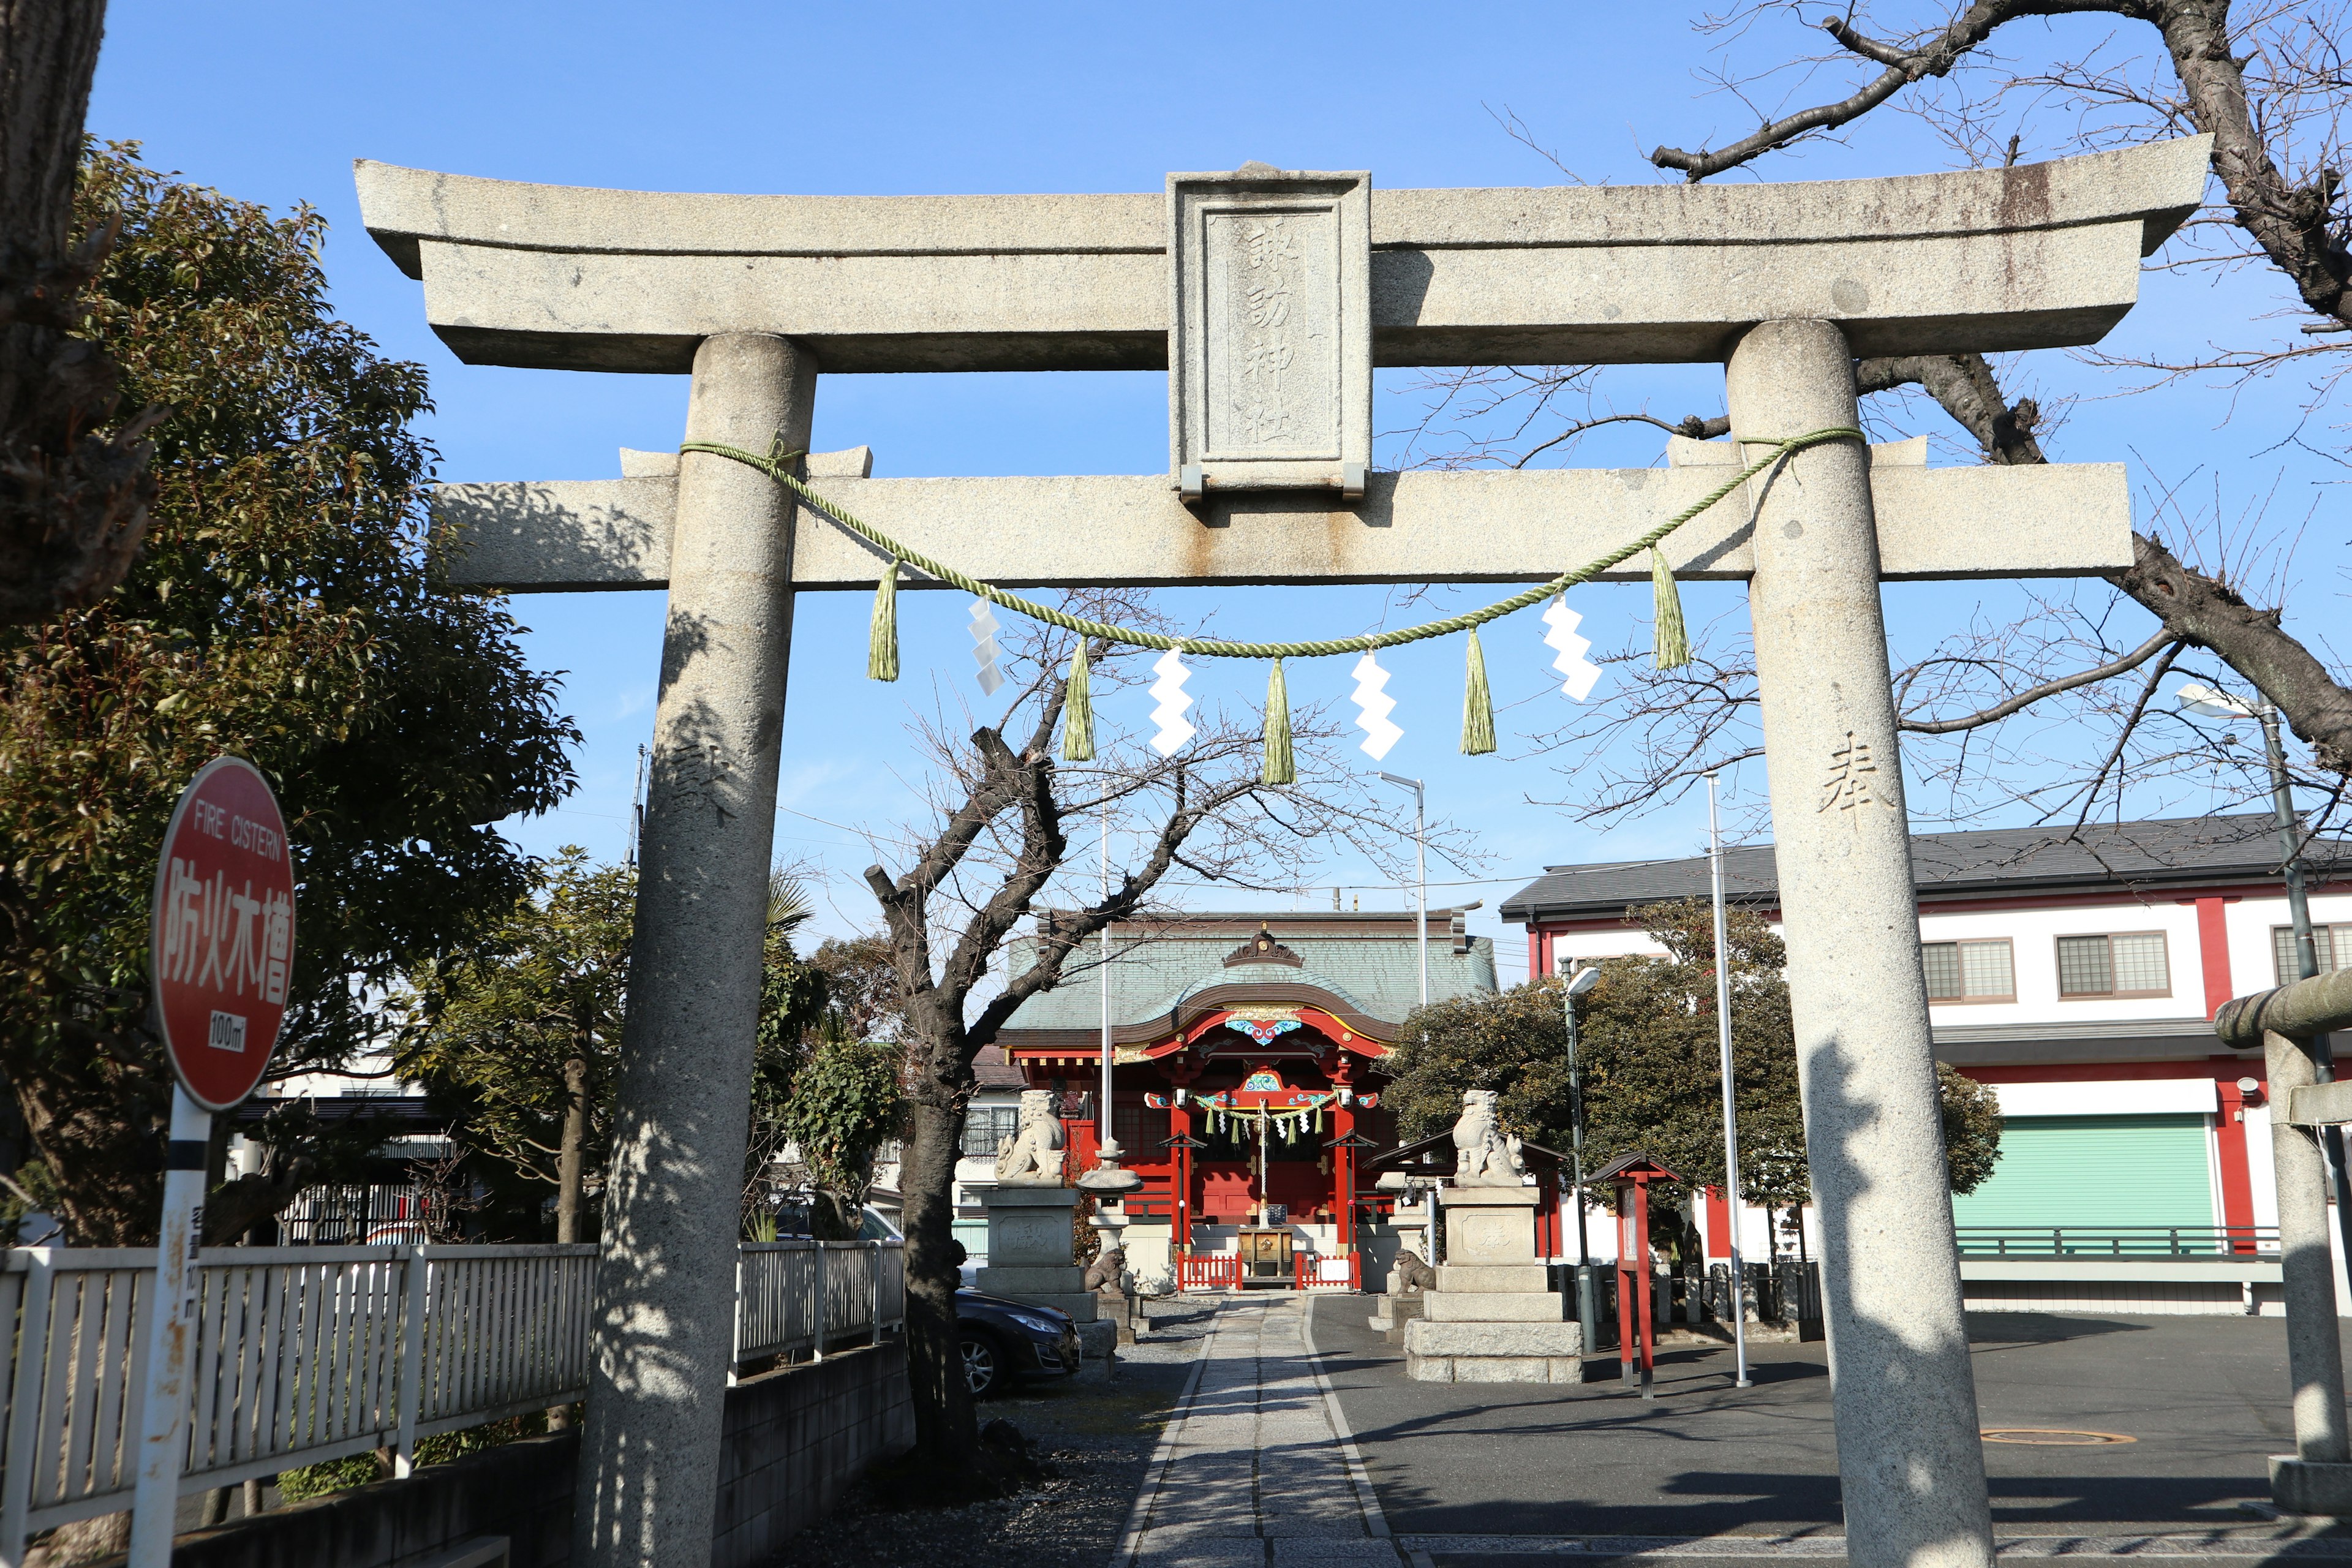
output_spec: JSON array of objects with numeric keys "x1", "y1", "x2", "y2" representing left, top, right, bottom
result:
[
  {"x1": 868, "y1": 559, "x2": 900, "y2": 681},
  {"x1": 1062, "y1": 638, "x2": 1095, "y2": 763},
  {"x1": 1649, "y1": 546, "x2": 1692, "y2": 669},
  {"x1": 1461, "y1": 627, "x2": 1496, "y2": 756},
  {"x1": 1262, "y1": 659, "x2": 1295, "y2": 785}
]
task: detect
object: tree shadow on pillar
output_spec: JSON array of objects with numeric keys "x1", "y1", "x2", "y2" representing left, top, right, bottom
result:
[
  {"x1": 1801, "y1": 1036, "x2": 1994, "y2": 1559},
  {"x1": 578, "y1": 650, "x2": 778, "y2": 1561}
]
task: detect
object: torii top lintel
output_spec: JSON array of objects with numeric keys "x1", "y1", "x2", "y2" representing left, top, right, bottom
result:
[{"x1": 355, "y1": 139, "x2": 2207, "y2": 378}]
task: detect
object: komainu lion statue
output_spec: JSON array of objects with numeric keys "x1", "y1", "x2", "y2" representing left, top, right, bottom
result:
[
  {"x1": 1084, "y1": 1245, "x2": 1127, "y2": 1294},
  {"x1": 994, "y1": 1089, "x2": 1066, "y2": 1183},
  {"x1": 1393, "y1": 1249, "x2": 1438, "y2": 1294},
  {"x1": 1452, "y1": 1088, "x2": 1526, "y2": 1186}
]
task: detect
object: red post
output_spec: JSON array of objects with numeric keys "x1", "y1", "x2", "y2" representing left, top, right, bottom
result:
[
  {"x1": 1632, "y1": 1175, "x2": 1655, "y2": 1398},
  {"x1": 1617, "y1": 1201, "x2": 1638, "y2": 1386},
  {"x1": 1600, "y1": 1153, "x2": 1676, "y2": 1402},
  {"x1": 1166, "y1": 1067, "x2": 1197, "y2": 1261},
  {"x1": 1331, "y1": 1061, "x2": 1357, "y2": 1253}
]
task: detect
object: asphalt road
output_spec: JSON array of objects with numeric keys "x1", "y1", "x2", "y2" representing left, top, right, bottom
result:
[{"x1": 1309, "y1": 1297, "x2": 2352, "y2": 1545}]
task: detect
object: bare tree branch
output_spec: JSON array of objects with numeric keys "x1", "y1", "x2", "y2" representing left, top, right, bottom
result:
[
  {"x1": 1900, "y1": 629, "x2": 2181, "y2": 732},
  {"x1": 1649, "y1": 1, "x2": 2073, "y2": 179}
]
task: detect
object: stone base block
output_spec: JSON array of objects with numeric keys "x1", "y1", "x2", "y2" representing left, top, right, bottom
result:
[
  {"x1": 979, "y1": 1289, "x2": 1098, "y2": 1323},
  {"x1": 1439, "y1": 1187, "x2": 1544, "y2": 1267},
  {"x1": 1436, "y1": 1264, "x2": 1550, "y2": 1293},
  {"x1": 2272, "y1": 1457, "x2": 2352, "y2": 1517},
  {"x1": 980, "y1": 1184, "x2": 1086, "y2": 1208},
  {"x1": 1407, "y1": 1352, "x2": 1585, "y2": 1384},
  {"x1": 1367, "y1": 1293, "x2": 1427, "y2": 1335},
  {"x1": 1404, "y1": 1319, "x2": 1583, "y2": 1359},
  {"x1": 1426, "y1": 1291, "x2": 1567, "y2": 1323},
  {"x1": 1077, "y1": 1319, "x2": 1118, "y2": 1359},
  {"x1": 975, "y1": 1265, "x2": 1085, "y2": 1295}
]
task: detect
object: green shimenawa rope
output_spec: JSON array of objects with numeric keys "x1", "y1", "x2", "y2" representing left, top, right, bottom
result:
[{"x1": 679, "y1": 427, "x2": 1862, "y2": 660}]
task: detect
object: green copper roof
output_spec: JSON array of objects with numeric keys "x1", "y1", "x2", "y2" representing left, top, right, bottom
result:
[{"x1": 1001, "y1": 911, "x2": 1498, "y2": 1035}]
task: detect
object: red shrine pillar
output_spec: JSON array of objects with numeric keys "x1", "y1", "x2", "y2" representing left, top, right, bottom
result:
[
  {"x1": 1330, "y1": 1057, "x2": 1357, "y2": 1253},
  {"x1": 1059, "y1": 1071, "x2": 1099, "y2": 1182},
  {"x1": 1165, "y1": 1061, "x2": 1198, "y2": 1262}
]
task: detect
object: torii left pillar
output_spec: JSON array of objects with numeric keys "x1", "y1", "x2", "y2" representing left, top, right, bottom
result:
[{"x1": 575, "y1": 333, "x2": 813, "y2": 1568}]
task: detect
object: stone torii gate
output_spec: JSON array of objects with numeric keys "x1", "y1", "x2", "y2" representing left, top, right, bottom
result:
[{"x1": 357, "y1": 138, "x2": 2208, "y2": 1568}]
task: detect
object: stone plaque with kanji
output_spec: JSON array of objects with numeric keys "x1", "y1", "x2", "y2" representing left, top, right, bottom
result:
[{"x1": 1168, "y1": 164, "x2": 1369, "y2": 500}]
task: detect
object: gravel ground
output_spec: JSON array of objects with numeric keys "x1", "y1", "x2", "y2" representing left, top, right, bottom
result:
[{"x1": 769, "y1": 1297, "x2": 1222, "y2": 1568}]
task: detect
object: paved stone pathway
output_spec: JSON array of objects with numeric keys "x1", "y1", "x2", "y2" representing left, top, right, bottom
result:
[
  {"x1": 1116, "y1": 1297, "x2": 1406, "y2": 1568},
  {"x1": 1113, "y1": 1299, "x2": 2347, "y2": 1568}
]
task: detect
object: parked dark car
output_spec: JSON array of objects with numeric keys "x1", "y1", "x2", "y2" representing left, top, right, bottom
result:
[{"x1": 956, "y1": 1288, "x2": 1079, "y2": 1397}]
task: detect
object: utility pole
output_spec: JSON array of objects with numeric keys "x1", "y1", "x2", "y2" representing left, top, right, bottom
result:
[
  {"x1": 2260, "y1": 704, "x2": 2352, "y2": 1268},
  {"x1": 1560, "y1": 959, "x2": 1602, "y2": 1363},
  {"x1": 1378, "y1": 772, "x2": 1428, "y2": 1008},
  {"x1": 2182, "y1": 683, "x2": 2352, "y2": 1273},
  {"x1": 1708, "y1": 773, "x2": 1752, "y2": 1389},
  {"x1": 1099, "y1": 805, "x2": 1112, "y2": 1151}
]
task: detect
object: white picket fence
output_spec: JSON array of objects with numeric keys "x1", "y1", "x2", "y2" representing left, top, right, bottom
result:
[{"x1": 0, "y1": 1238, "x2": 902, "y2": 1561}]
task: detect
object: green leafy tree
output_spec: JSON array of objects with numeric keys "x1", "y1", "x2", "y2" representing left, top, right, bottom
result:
[
  {"x1": 744, "y1": 874, "x2": 835, "y2": 1232},
  {"x1": 809, "y1": 933, "x2": 901, "y2": 1042},
  {"x1": 779, "y1": 1022, "x2": 905, "y2": 1239},
  {"x1": 396, "y1": 849, "x2": 635, "y2": 1242},
  {"x1": 0, "y1": 147, "x2": 575, "y2": 1244},
  {"x1": 1388, "y1": 897, "x2": 1999, "y2": 1246},
  {"x1": 1940, "y1": 1063, "x2": 2003, "y2": 1197}
]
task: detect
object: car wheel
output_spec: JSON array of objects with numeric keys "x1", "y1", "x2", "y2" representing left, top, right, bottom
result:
[{"x1": 962, "y1": 1332, "x2": 1006, "y2": 1398}]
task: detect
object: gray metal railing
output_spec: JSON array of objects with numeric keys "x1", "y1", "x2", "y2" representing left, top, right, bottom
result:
[
  {"x1": 1953, "y1": 1225, "x2": 2280, "y2": 1257},
  {"x1": 0, "y1": 1237, "x2": 903, "y2": 1564}
]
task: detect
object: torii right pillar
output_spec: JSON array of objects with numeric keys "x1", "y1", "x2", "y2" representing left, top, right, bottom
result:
[{"x1": 1730, "y1": 319, "x2": 1994, "y2": 1568}]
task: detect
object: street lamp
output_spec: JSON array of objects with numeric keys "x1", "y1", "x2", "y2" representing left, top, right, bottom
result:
[
  {"x1": 1377, "y1": 772, "x2": 1429, "y2": 1008},
  {"x1": 1559, "y1": 959, "x2": 1603, "y2": 1359},
  {"x1": 1706, "y1": 772, "x2": 1752, "y2": 1390},
  {"x1": 2179, "y1": 681, "x2": 2352, "y2": 1261}
]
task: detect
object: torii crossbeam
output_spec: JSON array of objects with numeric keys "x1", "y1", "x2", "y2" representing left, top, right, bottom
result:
[{"x1": 359, "y1": 138, "x2": 2209, "y2": 1568}]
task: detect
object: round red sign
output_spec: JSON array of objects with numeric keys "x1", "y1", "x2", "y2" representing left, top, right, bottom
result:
[{"x1": 149, "y1": 758, "x2": 296, "y2": 1111}]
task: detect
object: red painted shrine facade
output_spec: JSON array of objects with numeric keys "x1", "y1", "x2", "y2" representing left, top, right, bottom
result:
[{"x1": 993, "y1": 911, "x2": 1497, "y2": 1270}]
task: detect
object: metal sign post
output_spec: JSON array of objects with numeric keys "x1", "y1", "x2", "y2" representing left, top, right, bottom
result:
[
  {"x1": 130, "y1": 758, "x2": 295, "y2": 1568},
  {"x1": 1706, "y1": 774, "x2": 1753, "y2": 1390}
]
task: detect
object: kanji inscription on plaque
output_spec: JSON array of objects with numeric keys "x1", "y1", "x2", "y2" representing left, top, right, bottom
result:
[{"x1": 1168, "y1": 164, "x2": 1369, "y2": 502}]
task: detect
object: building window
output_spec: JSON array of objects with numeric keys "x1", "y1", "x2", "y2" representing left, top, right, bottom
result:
[
  {"x1": 1921, "y1": 938, "x2": 2015, "y2": 1003},
  {"x1": 2272, "y1": 924, "x2": 2348, "y2": 985},
  {"x1": 2056, "y1": 932, "x2": 2171, "y2": 998},
  {"x1": 1115, "y1": 1104, "x2": 1170, "y2": 1154},
  {"x1": 961, "y1": 1106, "x2": 1020, "y2": 1158}
]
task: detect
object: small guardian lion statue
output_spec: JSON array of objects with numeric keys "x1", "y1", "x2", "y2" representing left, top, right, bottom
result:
[
  {"x1": 1393, "y1": 1249, "x2": 1438, "y2": 1295},
  {"x1": 993, "y1": 1089, "x2": 1067, "y2": 1183},
  {"x1": 1084, "y1": 1245, "x2": 1128, "y2": 1294},
  {"x1": 1452, "y1": 1089, "x2": 1526, "y2": 1186}
]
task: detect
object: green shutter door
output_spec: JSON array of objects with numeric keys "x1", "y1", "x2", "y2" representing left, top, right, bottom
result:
[{"x1": 1950, "y1": 1113, "x2": 2216, "y2": 1232}]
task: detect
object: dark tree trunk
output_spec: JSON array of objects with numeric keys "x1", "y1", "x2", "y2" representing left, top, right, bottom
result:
[
  {"x1": 548, "y1": 1046, "x2": 591, "y2": 1433},
  {"x1": 0, "y1": 0, "x2": 161, "y2": 625},
  {"x1": 13, "y1": 1033, "x2": 165, "y2": 1244},
  {"x1": 555, "y1": 1049, "x2": 588, "y2": 1243},
  {"x1": 898, "y1": 1023, "x2": 979, "y2": 1474}
]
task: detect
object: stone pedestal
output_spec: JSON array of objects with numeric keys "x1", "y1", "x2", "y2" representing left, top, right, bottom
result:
[
  {"x1": 1404, "y1": 1187, "x2": 1581, "y2": 1384},
  {"x1": 1366, "y1": 1292, "x2": 1425, "y2": 1343},
  {"x1": 974, "y1": 1186, "x2": 1096, "y2": 1323},
  {"x1": 1098, "y1": 1286, "x2": 1139, "y2": 1344}
]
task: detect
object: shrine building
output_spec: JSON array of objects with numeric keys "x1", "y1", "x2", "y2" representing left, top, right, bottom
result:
[{"x1": 990, "y1": 909, "x2": 1497, "y2": 1280}]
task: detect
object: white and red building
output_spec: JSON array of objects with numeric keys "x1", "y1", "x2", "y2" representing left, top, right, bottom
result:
[{"x1": 1502, "y1": 814, "x2": 2350, "y2": 1314}]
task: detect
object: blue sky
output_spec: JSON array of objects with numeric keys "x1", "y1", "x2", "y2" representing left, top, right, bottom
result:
[{"x1": 86, "y1": 2, "x2": 2343, "y2": 975}]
